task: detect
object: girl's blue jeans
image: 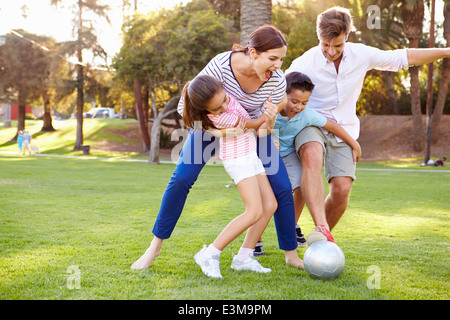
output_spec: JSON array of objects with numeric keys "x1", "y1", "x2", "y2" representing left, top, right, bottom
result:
[{"x1": 152, "y1": 129, "x2": 298, "y2": 251}]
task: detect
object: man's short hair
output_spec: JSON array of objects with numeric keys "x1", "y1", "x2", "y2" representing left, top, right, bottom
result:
[{"x1": 316, "y1": 6, "x2": 354, "y2": 41}]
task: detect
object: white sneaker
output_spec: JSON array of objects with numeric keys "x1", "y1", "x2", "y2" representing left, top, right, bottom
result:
[
  {"x1": 194, "y1": 245, "x2": 222, "y2": 278},
  {"x1": 231, "y1": 255, "x2": 271, "y2": 273}
]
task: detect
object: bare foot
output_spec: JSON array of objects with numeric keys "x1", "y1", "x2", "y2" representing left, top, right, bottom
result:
[
  {"x1": 131, "y1": 237, "x2": 163, "y2": 270},
  {"x1": 284, "y1": 249, "x2": 304, "y2": 269}
]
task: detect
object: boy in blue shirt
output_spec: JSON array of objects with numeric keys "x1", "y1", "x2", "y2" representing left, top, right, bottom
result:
[{"x1": 272, "y1": 72, "x2": 361, "y2": 247}]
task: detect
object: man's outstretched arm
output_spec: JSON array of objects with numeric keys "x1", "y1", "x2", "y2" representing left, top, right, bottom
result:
[{"x1": 407, "y1": 48, "x2": 450, "y2": 66}]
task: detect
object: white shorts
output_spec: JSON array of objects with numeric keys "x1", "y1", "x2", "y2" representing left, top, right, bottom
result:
[{"x1": 222, "y1": 151, "x2": 266, "y2": 185}]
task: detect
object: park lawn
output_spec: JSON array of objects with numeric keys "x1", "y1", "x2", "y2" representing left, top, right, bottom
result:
[
  {"x1": 0, "y1": 154, "x2": 448, "y2": 300},
  {"x1": 0, "y1": 119, "x2": 148, "y2": 160}
]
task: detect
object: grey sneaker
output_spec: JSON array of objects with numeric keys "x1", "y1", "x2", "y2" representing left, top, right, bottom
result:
[
  {"x1": 231, "y1": 255, "x2": 271, "y2": 273},
  {"x1": 296, "y1": 224, "x2": 307, "y2": 248},
  {"x1": 253, "y1": 241, "x2": 265, "y2": 257},
  {"x1": 194, "y1": 245, "x2": 222, "y2": 278}
]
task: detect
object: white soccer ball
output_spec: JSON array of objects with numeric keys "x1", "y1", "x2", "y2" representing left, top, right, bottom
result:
[{"x1": 303, "y1": 240, "x2": 345, "y2": 280}]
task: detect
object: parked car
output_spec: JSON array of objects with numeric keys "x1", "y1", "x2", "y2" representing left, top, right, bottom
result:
[{"x1": 83, "y1": 108, "x2": 118, "y2": 118}]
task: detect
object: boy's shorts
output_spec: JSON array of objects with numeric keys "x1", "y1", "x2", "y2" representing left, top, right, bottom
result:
[
  {"x1": 281, "y1": 151, "x2": 302, "y2": 191},
  {"x1": 223, "y1": 150, "x2": 266, "y2": 185},
  {"x1": 294, "y1": 126, "x2": 356, "y2": 182}
]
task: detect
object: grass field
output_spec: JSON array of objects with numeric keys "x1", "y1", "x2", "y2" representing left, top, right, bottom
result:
[
  {"x1": 0, "y1": 119, "x2": 146, "y2": 160},
  {"x1": 0, "y1": 119, "x2": 449, "y2": 301},
  {"x1": 0, "y1": 153, "x2": 449, "y2": 300}
]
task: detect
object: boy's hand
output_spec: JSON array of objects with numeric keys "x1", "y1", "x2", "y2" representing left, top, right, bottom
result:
[
  {"x1": 352, "y1": 142, "x2": 362, "y2": 164},
  {"x1": 273, "y1": 139, "x2": 280, "y2": 151}
]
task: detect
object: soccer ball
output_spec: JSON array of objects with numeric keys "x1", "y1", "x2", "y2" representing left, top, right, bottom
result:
[{"x1": 303, "y1": 240, "x2": 345, "y2": 280}]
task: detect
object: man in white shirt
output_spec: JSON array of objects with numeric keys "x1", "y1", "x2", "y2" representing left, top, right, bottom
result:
[{"x1": 285, "y1": 6, "x2": 450, "y2": 241}]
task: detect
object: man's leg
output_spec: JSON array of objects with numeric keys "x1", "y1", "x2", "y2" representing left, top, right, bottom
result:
[
  {"x1": 295, "y1": 127, "x2": 334, "y2": 244},
  {"x1": 325, "y1": 177, "x2": 353, "y2": 231},
  {"x1": 323, "y1": 131, "x2": 356, "y2": 231},
  {"x1": 298, "y1": 141, "x2": 329, "y2": 230}
]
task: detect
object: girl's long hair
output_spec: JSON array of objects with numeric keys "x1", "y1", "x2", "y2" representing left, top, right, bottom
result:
[
  {"x1": 182, "y1": 75, "x2": 223, "y2": 131},
  {"x1": 232, "y1": 24, "x2": 287, "y2": 54}
]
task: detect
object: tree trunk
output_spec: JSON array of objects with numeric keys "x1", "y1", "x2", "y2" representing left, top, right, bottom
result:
[
  {"x1": 424, "y1": 0, "x2": 435, "y2": 163},
  {"x1": 149, "y1": 115, "x2": 161, "y2": 164},
  {"x1": 133, "y1": 79, "x2": 150, "y2": 152},
  {"x1": 41, "y1": 90, "x2": 56, "y2": 132},
  {"x1": 402, "y1": 0, "x2": 425, "y2": 152},
  {"x1": 142, "y1": 84, "x2": 150, "y2": 121},
  {"x1": 409, "y1": 63, "x2": 424, "y2": 151},
  {"x1": 74, "y1": 0, "x2": 84, "y2": 151},
  {"x1": 431, "y1": 1, "x2": 450, "y2": 143},
  {"x1": 74, "y1": 56, "x2": 84, "y2": 151},
  {"x1": 17, "y1": 90, "x2": 26, "y2": 135},
  {"x1": 240, "y1": 0, "x2": 272, "y2": 45},
  {"x1": 431, "y1": 58, "x2": 450, "y2": 144},
  {"x1": 148, "y1": 96, "x2": 179, "y2": 164},
  {"x1": 384, "y1": 71, "x2": 400, "y2": 114}
]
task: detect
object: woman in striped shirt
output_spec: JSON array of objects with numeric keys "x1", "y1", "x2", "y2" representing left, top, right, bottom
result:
[
  {"x1": 131, "y1": 25, "x2": 303, "y2": 270},
  {"x1": 182, "y1": 74, "x2": 278, "y2": 278}
]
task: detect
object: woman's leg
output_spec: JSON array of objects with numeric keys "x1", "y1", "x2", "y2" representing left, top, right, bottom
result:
[
  {"x1": 256, "y1": 134, "x2": 303, "y2": 268},
  {"x1": 131, "y1": 130, "x2": 218, "y2": 269}
]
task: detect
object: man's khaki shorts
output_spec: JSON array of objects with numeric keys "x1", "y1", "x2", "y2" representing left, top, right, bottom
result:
[{"x1": 294, "y1": 126, "x2": 356, "y2": 182}]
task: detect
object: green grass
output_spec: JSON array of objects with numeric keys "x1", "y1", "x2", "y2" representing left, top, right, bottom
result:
[
  {"x1": 0, "y1": 119, "x2": 149, "y2": 160},
  {"x1": 0, "y1": 153, "x2": 449, "y2": 300}
]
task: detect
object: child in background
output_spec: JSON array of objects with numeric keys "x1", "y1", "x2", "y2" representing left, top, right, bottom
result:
[
  {"x1": 21, "y1": 131, "x2": 32, "y2": 155},
  {"x1": 182, "y1": 74, "x2": 278, "y2": 278},
  {"x1": 17, "y1": 131, "x2": 23, "y2": 154},
  {"x1": 272, "y1": 72, "x2": 361, "y2": 245}
]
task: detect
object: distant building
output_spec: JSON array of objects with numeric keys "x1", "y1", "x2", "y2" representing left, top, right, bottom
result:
[{"x1": 0, "y1": 103, "x2": 43, "y2": 120}]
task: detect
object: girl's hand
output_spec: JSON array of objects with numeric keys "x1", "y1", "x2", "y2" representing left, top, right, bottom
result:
[{"x1": 263, "y1": 98, "x2": 278, "y2": 119}]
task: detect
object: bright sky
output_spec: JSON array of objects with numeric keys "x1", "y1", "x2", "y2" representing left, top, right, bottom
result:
[{"x1": 0, "y1": 0, "x2": 191, "y2": 62}]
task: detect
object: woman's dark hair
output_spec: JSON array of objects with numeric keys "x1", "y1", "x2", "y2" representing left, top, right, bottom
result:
[
  {"x1": 182, "y1": 75, "x2": 223, "y2": 131},
  {"x1": 285, "y1": 72, "x2": 315, "y2": 94},
  {"x1": 232, "y1": 24, "x2": 287, "y2": 54}
]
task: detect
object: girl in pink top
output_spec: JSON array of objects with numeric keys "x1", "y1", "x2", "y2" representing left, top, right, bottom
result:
[{"x1": 182, "y1": 74, "x2": 278, "y2": 278}]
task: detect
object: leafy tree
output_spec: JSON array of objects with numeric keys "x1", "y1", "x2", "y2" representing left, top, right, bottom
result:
[
  {"x1": 113, "y1": 0, "x2": 233, "y2": 163},
  {"x1": 273, "y1": 0, "x2": 322, "y2": 70},
  {"x1": 0, "y1": 30, "x2": 51, "y2": 136},
  {"x1": 50, "y1": 0, "x2": 110, "y2": 150}
]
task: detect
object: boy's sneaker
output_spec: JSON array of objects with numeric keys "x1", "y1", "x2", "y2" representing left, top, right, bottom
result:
[
  {"x1": 296, "y1": 225, "x2": 307, "y2": 248},
  {"x1": 194, "y1": 245, "x2": 222, "y2": 278},
  {"x1": 231, "y1": 255, "x2": 271, "y2": 273},
  {"x1": 306, "y1": 225, "x2": 335, "y2": 246},
  {"x1": 253, "y1": 241, "x2": 265, "y2": 257}
]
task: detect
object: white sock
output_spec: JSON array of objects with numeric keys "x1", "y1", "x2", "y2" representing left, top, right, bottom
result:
[
  {"x1": 205, "y1": 244, "x2": 222, "y2": 256},
  {"x1": 236, "y1": 247, "x2": 254, "y2": 261}
]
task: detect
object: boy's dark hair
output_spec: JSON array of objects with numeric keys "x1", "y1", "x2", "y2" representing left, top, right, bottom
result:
[{"x1": 285, "y1": 72, "x2": 315, "y2": 93}]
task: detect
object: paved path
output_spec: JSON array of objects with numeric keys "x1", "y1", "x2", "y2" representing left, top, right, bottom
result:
[{"x1": 1, "y1": 150, "x2": 450, "y2": 173}]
